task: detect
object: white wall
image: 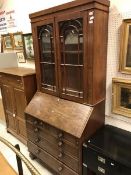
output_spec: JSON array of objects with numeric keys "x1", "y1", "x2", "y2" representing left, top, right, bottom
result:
[
  {"x1": 0, "y1": 0, "x2": 131, "y2": 131},
  {"x1": 105, "y1": 0, "x2": 131, "y2": 131}
]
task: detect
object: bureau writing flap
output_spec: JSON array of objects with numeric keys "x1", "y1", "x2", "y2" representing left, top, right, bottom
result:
[{"x1": 25, "y1": 92, "x2": 93, "y2": 138}]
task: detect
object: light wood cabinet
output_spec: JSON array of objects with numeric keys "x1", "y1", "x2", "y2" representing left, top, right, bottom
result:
[{"x1": 0, "y1": 67, "x2": 36, "y2": 144}]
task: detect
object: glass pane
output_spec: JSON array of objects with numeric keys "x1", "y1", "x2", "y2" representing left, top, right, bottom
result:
[
  {"x1": 126, "y1": 25, "x2": 131, "y2": 67},
  {"x1": 64, "y1": 32, "x2": 83, "y2": 51},
  {"x1": 38, "y1": 24, "x2": 56, "y2": 91},
  {"x1": 41, "y1": 63, "x2": 55, "y2": 86},
  {"x1": 121, "y1": 87, "x2": 131, "y2": 109},
  {"x1": 61, "y1": 66, "x2": 83, "y2": 98},
  {"x1": 38, "y1": 24, "x2": 54, "y2": 63},
  {"x1": 59, "y1": 18, "x2": 84, "y2": 98},
  {"x1": 61, "y1": 52, "x2": 83, "y2": 65},
  {"x1": 42, "y1": 52, "x2": 54, "y2": 63},
  {"x1": 41, "y1": 32, "x2": 51, "y2": 51},
  {"x1": 60, "y1": 19, "x2": 83, "y2": 65},
  {"x1": 65, "y1": 31, "x2": 79, "y2": 51}
]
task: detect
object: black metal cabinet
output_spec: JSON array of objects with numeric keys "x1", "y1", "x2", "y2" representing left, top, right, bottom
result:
[{"x1": 82, "y1": 125, "x2": 131, "y2": 175}]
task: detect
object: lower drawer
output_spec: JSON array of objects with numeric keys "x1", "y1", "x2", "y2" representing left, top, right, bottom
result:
[
  {"x1": 26, "y1": 116, "x2": 79, "y2": 146},
  {"x1": 26, "y1": 123, "x2": 79, "y2": 158},
  {"x1": 83, "y1": 146, "x2": 131, "y2": 175},
  {"x1": 28, "y1": 141, "x2": 78, "y2": 175},
  {"x1": 27, "y1": 130, "x2": 79, "y2": 172}
]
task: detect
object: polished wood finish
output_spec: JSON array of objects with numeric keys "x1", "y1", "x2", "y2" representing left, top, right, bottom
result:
[
  {"x1": 25, "y1": 96, "x2": 105, "y2": 175},
  {"x1": 31, "y1": 0, "x2": 109, "y2": 105},
  {"x1": 30, "y1": 0, "x2": 109, "y2": 21},
  {"x1": 26, "y1": 0, "x2": 109, "y2": 174},
  {"x1": 28, "y1": 141, "x2": 78, "y2": 175},
  {"x1": 0, "y1": 67, "x2": 35, "y2": 76},
  {"x1": 0, "y1": 67, "x2": 36, "y2": 144},
  {"x1": 25, "y1": 92, "x2": 93, "y2": 138}
]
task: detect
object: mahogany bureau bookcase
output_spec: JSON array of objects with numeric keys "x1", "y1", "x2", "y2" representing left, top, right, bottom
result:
[
  {"x1": 0, "y1": 67, "x2": 36, "y2": 145},
  {"x1": 25, "y1": 0, "x2": 110, "y2": 174}
]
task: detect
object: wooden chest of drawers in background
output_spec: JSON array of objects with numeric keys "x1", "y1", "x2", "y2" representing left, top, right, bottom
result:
[{"x1": 0, "y1": 67, "x2": 36, "y2": 144}]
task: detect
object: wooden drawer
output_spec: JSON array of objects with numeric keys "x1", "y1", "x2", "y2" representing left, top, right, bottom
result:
[
  {"x1": 0, "y1": 73, "x2": 23, "y2": 88},
  {"x1": 27, "y1": 130, "x2": 79, "y2": 172},
  {"x1": 26, "y1": 115, "x2": 79, "y2": 146},
  {"x1": 28, "y1": 141, "x2": 78, "y2": 175},
  {"x1": 26, "y1": 122, "x2": 79, "y2": 159},
  {"x1": 83, "y1": 146, "x2": 131, "y2": 175}
]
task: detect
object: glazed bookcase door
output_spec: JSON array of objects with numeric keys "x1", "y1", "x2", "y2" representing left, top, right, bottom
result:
[
  {"x1": 57, "y1": 16, "x2": 84, "y2": 102},
  {"x1": 36, "y1": 20, "x2": 58, "y2": 95}
]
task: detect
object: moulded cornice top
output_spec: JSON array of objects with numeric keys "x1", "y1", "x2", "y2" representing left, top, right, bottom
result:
[{"x1": 29, "y1": 0, "x2": 110, "y2": 19}]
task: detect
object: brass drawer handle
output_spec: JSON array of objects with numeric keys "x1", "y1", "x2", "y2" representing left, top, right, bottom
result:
[
  {"x1": 58, "y1": 153, "x2": 63, "y2": 158},
  {"x1": 34, "y1": 120, "x2": 38, "y2": 125},
  {"x1": 58, "y1": 167, "x2": 63, "y2": 172},
  {"x1": 35, "y1": 138, "x2": 40, "y2": 143},
  {"x1": 58, "y1": 141, "x2": 63, "y2": 147},
  {"x1": 39, "y1": 121, "x2": 43, "y2": 126},
  {"x1": 58, "y1": 133, "x2": 63, "y2": 138},
  {"x1": 76, "y1": 141, "x2": 79, "y2": 145},
  {"x1": 17, "y1": 79, "x2": 22, "y2": 85},
  {"x1": 34, "y1": 128, "x2": 39, "y2": 132},
  {"x1": 35, "y1": 149, "x2": 40, "y2": 154}
]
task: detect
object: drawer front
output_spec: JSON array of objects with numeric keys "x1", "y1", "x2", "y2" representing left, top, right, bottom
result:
[
  {"x1": 83, "y1": 146, "x2": 131, "y2": 175},
  {"x1": 27, "y1": 130, "x2": 79, "y2": 172},
  {"x1": 28, "y1": 141, "x2": 78, "y2": 175},
  {"x1": 0, "y1": 73, "x2": 23, "y2": 88},
  {"x1": 26, "y1": 122, "x2": 79, "y2": 159},
  {"x1": 26, "y1": 115, "x2": 79, "y2": 146}
]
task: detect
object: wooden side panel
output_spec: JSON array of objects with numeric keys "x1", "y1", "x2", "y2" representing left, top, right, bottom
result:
[
  {"x1": 92, "y1": 10, "x2": 109, "y2": 104},
  {"x1": 86, "y1": 10, "x2": 94, "y2": 104},
  {"x1": 23, "y1": 75, "x2": 37, "y2": 103},
  {"x1": 82, "y1": 100, "x2": 105, "y2": 141}
]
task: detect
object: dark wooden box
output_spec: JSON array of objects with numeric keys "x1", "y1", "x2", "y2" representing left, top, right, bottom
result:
[{"x1": 82, "y1": 125, "x2": 131, "y2": 175}]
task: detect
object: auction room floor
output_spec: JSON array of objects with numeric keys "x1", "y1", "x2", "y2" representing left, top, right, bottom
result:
[{"x1": 0, "y1": 122, "x2": 52, "y2": 175}]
